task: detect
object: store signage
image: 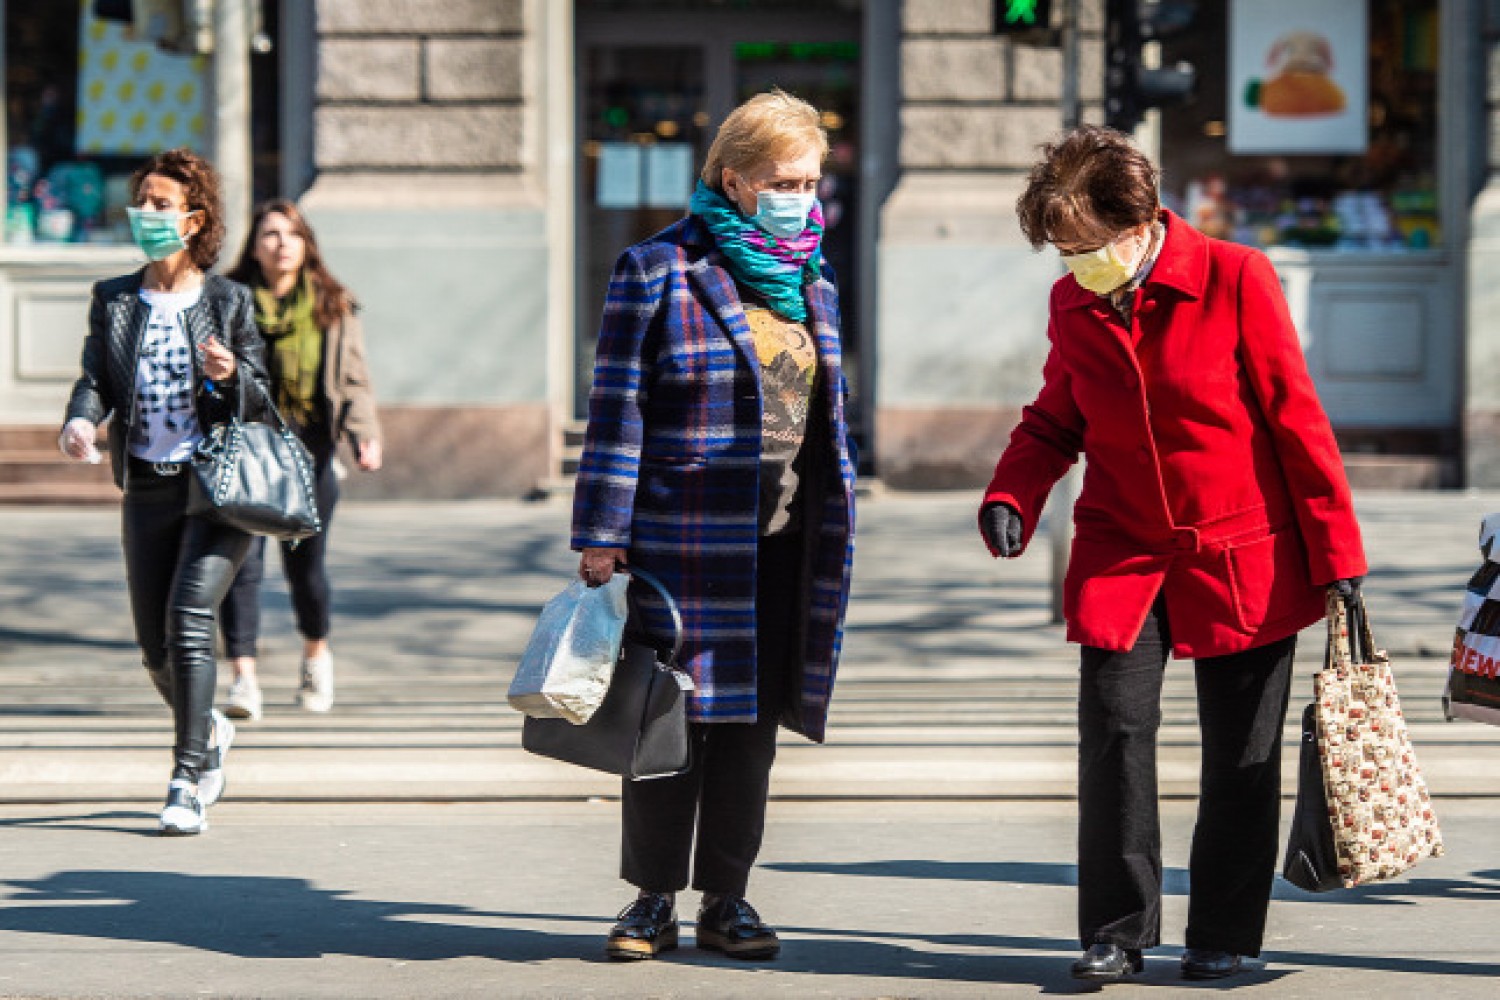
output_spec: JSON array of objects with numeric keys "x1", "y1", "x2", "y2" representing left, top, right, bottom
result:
[{"x1": 1227, "y1": 0, "x2": 1368, "y2": 154}]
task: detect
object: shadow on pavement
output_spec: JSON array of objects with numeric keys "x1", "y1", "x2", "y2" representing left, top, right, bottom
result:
[
  {"x1": 5, "y1": 872, "x2": 1489, "y2": 987},
  {"x1": 765, "y1": 858, "x2": 1500, "y2": 906},
  {"x1": 0, "y1": 811, "x2": 157, "y2": 836},
  {"x1": 0, "y1": 871, "x2": 599, "y2": 962}
]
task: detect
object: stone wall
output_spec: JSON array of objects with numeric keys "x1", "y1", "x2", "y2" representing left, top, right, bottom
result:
[
  {"x1": 303, "y1": 0, "x2": 552, "y2": 498},
  {"x1": 875, "y1": 0, "x2": 1104, "y2": 488},
  {"x1": 1469, "y1": 2, "x2": 1500, "y2": 486},
  {"x1": 313, "y1": 0, "x2": 526, "y2": 172}
]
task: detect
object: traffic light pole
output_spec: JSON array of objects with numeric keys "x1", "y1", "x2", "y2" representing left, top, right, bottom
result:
[
  {"x1": 211, "y1": 0, "x2": 253, "y2": 269},
  {"x1": 1061, "y1": 0, "x2": 1080, "y2": 129},
  {"x1": 1050, "y1": 0, "x2": 1081, "y2": 624}
]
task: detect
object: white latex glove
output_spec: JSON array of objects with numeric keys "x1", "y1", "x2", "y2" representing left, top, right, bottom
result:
[{"x1": 60, "y1": 418, "x2": 102, "y2": 464}]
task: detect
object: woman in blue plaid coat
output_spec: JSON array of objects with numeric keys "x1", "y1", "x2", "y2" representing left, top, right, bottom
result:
[{"x1": 572, "y1": 91, "x2": 856, "y2": 962}]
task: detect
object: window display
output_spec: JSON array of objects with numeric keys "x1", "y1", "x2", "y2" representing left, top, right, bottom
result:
[
  {"x1": 1160, "y1": 0, "x2": 1440, "y2": 252},
  {"x1": 4, "y1": 0, "x2": 208, "y2": 246}
]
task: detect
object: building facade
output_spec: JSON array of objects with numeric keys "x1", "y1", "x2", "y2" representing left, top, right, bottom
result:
[{"x1": 2, "y1": 0, "x2": 1497, "y2": 498}]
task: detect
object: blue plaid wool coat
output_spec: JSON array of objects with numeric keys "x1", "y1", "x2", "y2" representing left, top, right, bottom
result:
[{"x1": 571, "y1": 216, "x2": 856, "y2": 742}]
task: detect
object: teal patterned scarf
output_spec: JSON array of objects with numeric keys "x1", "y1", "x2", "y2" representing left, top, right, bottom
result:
[{"x1": 689, "y1": 180, "x2": 824, "y2": 322}]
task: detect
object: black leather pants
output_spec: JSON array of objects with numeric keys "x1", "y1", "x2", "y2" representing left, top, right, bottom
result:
[{"x1": 122, "y1": 465, "x2": 252, "y2": 782}]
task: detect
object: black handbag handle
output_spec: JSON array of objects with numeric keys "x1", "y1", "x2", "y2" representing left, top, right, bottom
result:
[
  {"x1": 625, "y1": 566, "x2": 684, "y2": 667},
  {"x1": 229, "y1": 370, "x2": 301, "y2": 437},
  {"x1": 1346, "y1": 593, "x2": 1376, "y2": 664}
]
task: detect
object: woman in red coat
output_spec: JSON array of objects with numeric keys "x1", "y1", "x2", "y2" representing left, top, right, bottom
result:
[{"x1": 978, "y1": 127, "x2": 1366, "y2": 982}]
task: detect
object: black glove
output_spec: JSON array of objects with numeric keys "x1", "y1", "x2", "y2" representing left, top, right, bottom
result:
[
  {"x1": 980, "y1": 502, "x2": 1024, "y2": 558},
  {"x1": 1331, "y1": 575, "x2": 1364, "y2": 607}
]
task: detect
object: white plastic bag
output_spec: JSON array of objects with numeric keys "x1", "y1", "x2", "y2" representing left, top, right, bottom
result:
[{"x1": 508, "y1": 575, "x2": 629, "y2": 724}]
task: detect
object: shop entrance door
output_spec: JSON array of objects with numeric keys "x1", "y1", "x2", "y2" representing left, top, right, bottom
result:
[{"x1": 573, "y1": 1, "x2": 863, "y2": 425}]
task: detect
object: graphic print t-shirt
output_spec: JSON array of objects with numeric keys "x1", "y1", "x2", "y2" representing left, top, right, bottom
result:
[
  {"x1": 130, "y1": 287, "x2": 204, "y2": 462},
  {"x1": 743, "y1": 304, "x2": 818, "y2": 536}
]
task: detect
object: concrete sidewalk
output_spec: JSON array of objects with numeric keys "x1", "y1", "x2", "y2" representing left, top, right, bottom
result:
[
  {"x1": 0, "y1": 799, "x2": 1496, "y2": 999},
  {"x1": 2, "y1": 491, "x2": 1500, "y2": 802}
]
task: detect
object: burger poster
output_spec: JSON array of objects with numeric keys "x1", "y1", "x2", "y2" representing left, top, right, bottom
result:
[{"x1": 1228, "y1": 0, "x2": 1368, "y2": 154}]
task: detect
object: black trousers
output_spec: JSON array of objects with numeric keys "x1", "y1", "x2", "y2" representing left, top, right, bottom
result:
[
  {"x1": 122, "y1": 465, "x2": 253, "y2": 781},
  {"x1": 1077, "y1": 596, "x2": 1295, "y2": 957},
  {"x1": 619, "y1": 532, "x2": 802, "y2": 897},
  {"x1": 220, "y1": 449, "x2": 339, "y2": 658}
]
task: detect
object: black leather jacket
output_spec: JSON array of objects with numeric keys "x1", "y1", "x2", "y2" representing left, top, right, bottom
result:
[{"x1": 65, "y1": 268, "x2": 271, "y2": 489}]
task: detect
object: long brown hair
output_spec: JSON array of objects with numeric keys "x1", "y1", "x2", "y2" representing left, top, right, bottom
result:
[{"x1": 227, "y1": 198, "x2": 355, "y2": 330}]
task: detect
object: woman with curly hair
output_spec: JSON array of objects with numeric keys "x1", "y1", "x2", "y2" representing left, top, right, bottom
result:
[{"x1": 59, "y1": 148, "x2": 270, "y2": 836}]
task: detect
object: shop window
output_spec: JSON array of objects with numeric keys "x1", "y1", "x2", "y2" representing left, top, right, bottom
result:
[
  {"x1": 1159, "y1": 0, "x2": 1440, "y2": 252},
  {"x1": 5, "y1": 0, "x2": 210, "y2": 245}
]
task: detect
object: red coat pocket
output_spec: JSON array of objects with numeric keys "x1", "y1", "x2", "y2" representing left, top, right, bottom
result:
[{"x1": 1224, "y1": 528, "x2": 1313, "y2": 633}]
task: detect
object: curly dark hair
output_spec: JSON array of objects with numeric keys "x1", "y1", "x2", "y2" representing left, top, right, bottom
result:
[
  {"x1": 1016, "y1": 125, "x2": 1160, "y2": 250},
  {"x1": 129, "y1": 148, "x2": 225, "y2": 270},
  {"x1": 227, "y1": 198, "x2": 357, "y2": 331}
]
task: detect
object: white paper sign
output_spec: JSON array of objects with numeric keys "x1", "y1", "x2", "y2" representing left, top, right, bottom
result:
[
  {"x1": 1228, "y1": 0, "x2": 1367, "y2": 155},
  {"x1": 75, "y1": 7, "x2": 208, "y2": 155},
  {"x1": 595, "y1": 143, "x2": 643, "y2": 209},
  {"x1": 644, "y1": 143, "x2": 694, "y2": 209}
]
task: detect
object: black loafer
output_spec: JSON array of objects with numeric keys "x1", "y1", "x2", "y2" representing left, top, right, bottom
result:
[
  {"x1": 1070, "y1": 942, "x2": 1144, "y2": 981},
  {"x1": 696, "y1": 895, "x2": 780, "y2": 960},
  {"x1": 1181, "y1": 948, "x2": 1245, "y2": 980},
  {"x1": 605, "y1": 893, "x2": 678, "y2": 961}
]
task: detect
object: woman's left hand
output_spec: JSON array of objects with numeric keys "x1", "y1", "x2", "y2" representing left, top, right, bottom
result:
[
  {"x1": 201, "y1": 337, "x2": 237, "y2": 382},
  {"x1": 356, "y1": 439, "x2": 383, "y2": 472},
  {"x1": 1331, "y1": 576, "x2": 1363, "y2": 605}
]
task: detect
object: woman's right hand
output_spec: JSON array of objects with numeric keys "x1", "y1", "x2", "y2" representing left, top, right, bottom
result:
[
  {"x1": 59, "y1": 418, "x2": 100, "y2": 463},
  {"x1": 579, "y1": 546, "x2": 627, "y2": 587}
]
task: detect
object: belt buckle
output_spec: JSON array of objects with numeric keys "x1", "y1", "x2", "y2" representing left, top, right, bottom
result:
[{"x1": 152, "y1": 461, "x2": 183, "y2": 477}]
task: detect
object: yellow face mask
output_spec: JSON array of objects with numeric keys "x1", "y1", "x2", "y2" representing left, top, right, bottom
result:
[{"x1": 1061, "y1": 241, "x2": 1138, "y2": 295}]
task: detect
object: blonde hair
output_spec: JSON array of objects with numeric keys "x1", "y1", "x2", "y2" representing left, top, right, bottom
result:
[{"x1": 700, "y1": 89, "x2": 829, "y2": 188}]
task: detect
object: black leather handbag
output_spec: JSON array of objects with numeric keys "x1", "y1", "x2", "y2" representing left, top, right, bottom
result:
[
  {"x1": 1282, "y1": 700, "x2": 1343, "y2": 892},
  {"x1": 522, "y1": 567, "x2": 692, "y2": 781},
  {"x1": 186, "y1": 379, "x2": 322, "y2": 541}
]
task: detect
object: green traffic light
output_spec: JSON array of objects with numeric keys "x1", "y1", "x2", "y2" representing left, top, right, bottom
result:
[{"x1": 1004, "y1": 0, "x2": 1040, "y2": 25}]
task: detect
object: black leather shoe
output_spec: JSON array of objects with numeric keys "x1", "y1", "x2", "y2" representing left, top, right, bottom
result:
[
  {"x1": 604, "y1": 893, "x2": 678, "y2": 961},
  {"x1": 1181, "y1": 949, "x2": 1245, "y2": 980},
  {"x1": 696, "y1": 895, "x2": 780, "y2": 960},
  {"x1": 1070, "y1": 943, "x2": 1144, "y2": 981}
]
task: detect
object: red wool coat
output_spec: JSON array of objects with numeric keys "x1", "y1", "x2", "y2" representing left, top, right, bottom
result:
[{"x1": 981, "y1": 211, "x2": 1367, "y2": 658}]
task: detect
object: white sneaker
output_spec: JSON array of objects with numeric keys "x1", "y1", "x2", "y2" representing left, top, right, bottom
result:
[
  {"x1": 224, "y1": 676, "x2": 262, "y2": 721},
  {"x1": 159, "y1": 781, "x2": 207, "y2": 836},
  {"x1": 297, "y1": 652, "x2": 335, "y2": 713},
  {"x1": 198, "y1": 709, "x2": 234, "y2": 807}
]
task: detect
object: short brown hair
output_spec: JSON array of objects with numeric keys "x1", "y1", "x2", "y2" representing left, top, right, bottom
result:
[
  {"x1": 700, "y1": 89, "x2": 829, "y2": 188},
  {"x1": 1016, "y1": 125, "x2": 1160, "y2": 250},
  {"x1": 227, "y1": 198, "x2": 356, "y2": 331},
  {"x1": 129, "y1": 148, "x2": 225, "y2": 271}
]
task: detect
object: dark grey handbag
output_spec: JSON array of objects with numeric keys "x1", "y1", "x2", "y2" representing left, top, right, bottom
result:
[
  {"x1": 522, "y1": 567, "x2": 692, "y2": 781},
  {"x1": 186, "y1": 379, "x2": 322, "y2": 541},
  {"x1": 1282, "y1": 701, "x2": 1343, "y2": 892}
]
